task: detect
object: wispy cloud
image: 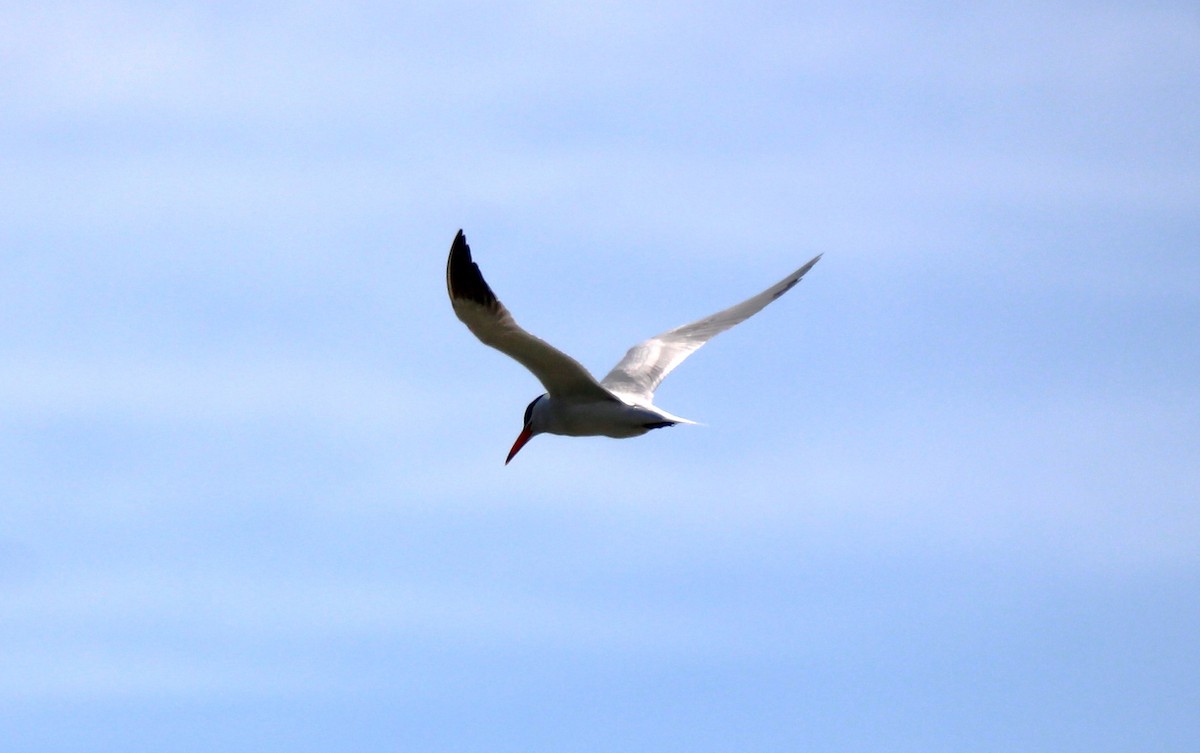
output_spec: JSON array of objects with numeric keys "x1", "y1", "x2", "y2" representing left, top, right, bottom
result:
[{"x1": 0, "y1": 355, "x2": 418, "y2": 430}]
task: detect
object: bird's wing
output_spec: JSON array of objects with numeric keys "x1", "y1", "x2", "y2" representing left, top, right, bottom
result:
[
  {"x1": 600, "y1": 254, "x2": 821, "y2": 402},
  {"x1": 446, "y1": 230, "x2": 618, "y2": 402}
]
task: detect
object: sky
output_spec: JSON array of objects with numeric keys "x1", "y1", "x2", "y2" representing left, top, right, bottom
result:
[{"x1": 2, "y1": 1, "x2": 1198, "y2": 751}]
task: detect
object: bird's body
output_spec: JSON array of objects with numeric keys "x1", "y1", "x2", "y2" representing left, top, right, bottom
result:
[
  {"x1": 445, "y1": 230, "x2": 820, "y2": 463},
  {"x1": 524, "y1": 394, "x2": 692, "y2": 439}
]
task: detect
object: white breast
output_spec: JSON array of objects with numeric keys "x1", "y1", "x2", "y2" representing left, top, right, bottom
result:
[{"x1": 535, "y1": 397, "x2": 671, "y2": 438}]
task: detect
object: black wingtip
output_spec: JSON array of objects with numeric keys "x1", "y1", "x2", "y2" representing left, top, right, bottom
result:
[
  {"x1": 770, "y1": 254, "x2": 822, "y2": 300},
  {"x1": 446, "y1": 229, "x2": 498, "y2": 308}
]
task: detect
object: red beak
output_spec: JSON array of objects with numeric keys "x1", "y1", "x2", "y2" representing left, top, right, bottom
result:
[{"x1": 505, "y1": 424, "x2": 534, "y2": 465}]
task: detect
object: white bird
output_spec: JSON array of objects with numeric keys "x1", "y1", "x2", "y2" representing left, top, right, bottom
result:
[{"x1": 446, "y1": 230, "x2": 821, "y2": 464}]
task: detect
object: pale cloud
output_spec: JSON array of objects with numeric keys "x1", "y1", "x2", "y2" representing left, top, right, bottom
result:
[
  {"x1": 0, "y1": 355, "x2": 417, "y2": 430},
  {"x1": 473, "y1": 389, "x2": 1200, "y2": 574},
  {"x1": 0, "y1": 564, "x2": 852, "y2": 701}
]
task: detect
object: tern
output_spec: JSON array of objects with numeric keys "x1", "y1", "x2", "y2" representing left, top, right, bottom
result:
[{"x1": 446, "y1": 230, "x2": 820, "y2": 463}]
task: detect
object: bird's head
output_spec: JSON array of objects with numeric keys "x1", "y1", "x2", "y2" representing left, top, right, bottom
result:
[{"x1": 506, "y1": 394, "x2": 548, "y2": 465}]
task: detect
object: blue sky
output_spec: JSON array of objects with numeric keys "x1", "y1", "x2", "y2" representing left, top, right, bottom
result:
[{"x1": 2, "y1": 1, "x2": 1198, "y2": 751}]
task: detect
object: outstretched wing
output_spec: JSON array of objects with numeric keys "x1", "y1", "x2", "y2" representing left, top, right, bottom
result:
[
  {"x1": 446, "y1": 230, "x2": 618, "y2": 402},
  {"x1": 601, "y1": 254, "x2": 821, "y2": 402}
]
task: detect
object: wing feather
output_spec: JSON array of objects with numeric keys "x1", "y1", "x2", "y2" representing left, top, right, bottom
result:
[
  {"x1": 446, "y1": 231, "x2": 617, "y2": 402},
  {"x1": 601, "y1": 254, "x2": 821, "y2": 402}
]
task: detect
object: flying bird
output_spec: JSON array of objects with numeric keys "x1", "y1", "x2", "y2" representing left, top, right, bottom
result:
[{"x1": 446, "y1": 230, "x2": 820, "y2": 463}]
